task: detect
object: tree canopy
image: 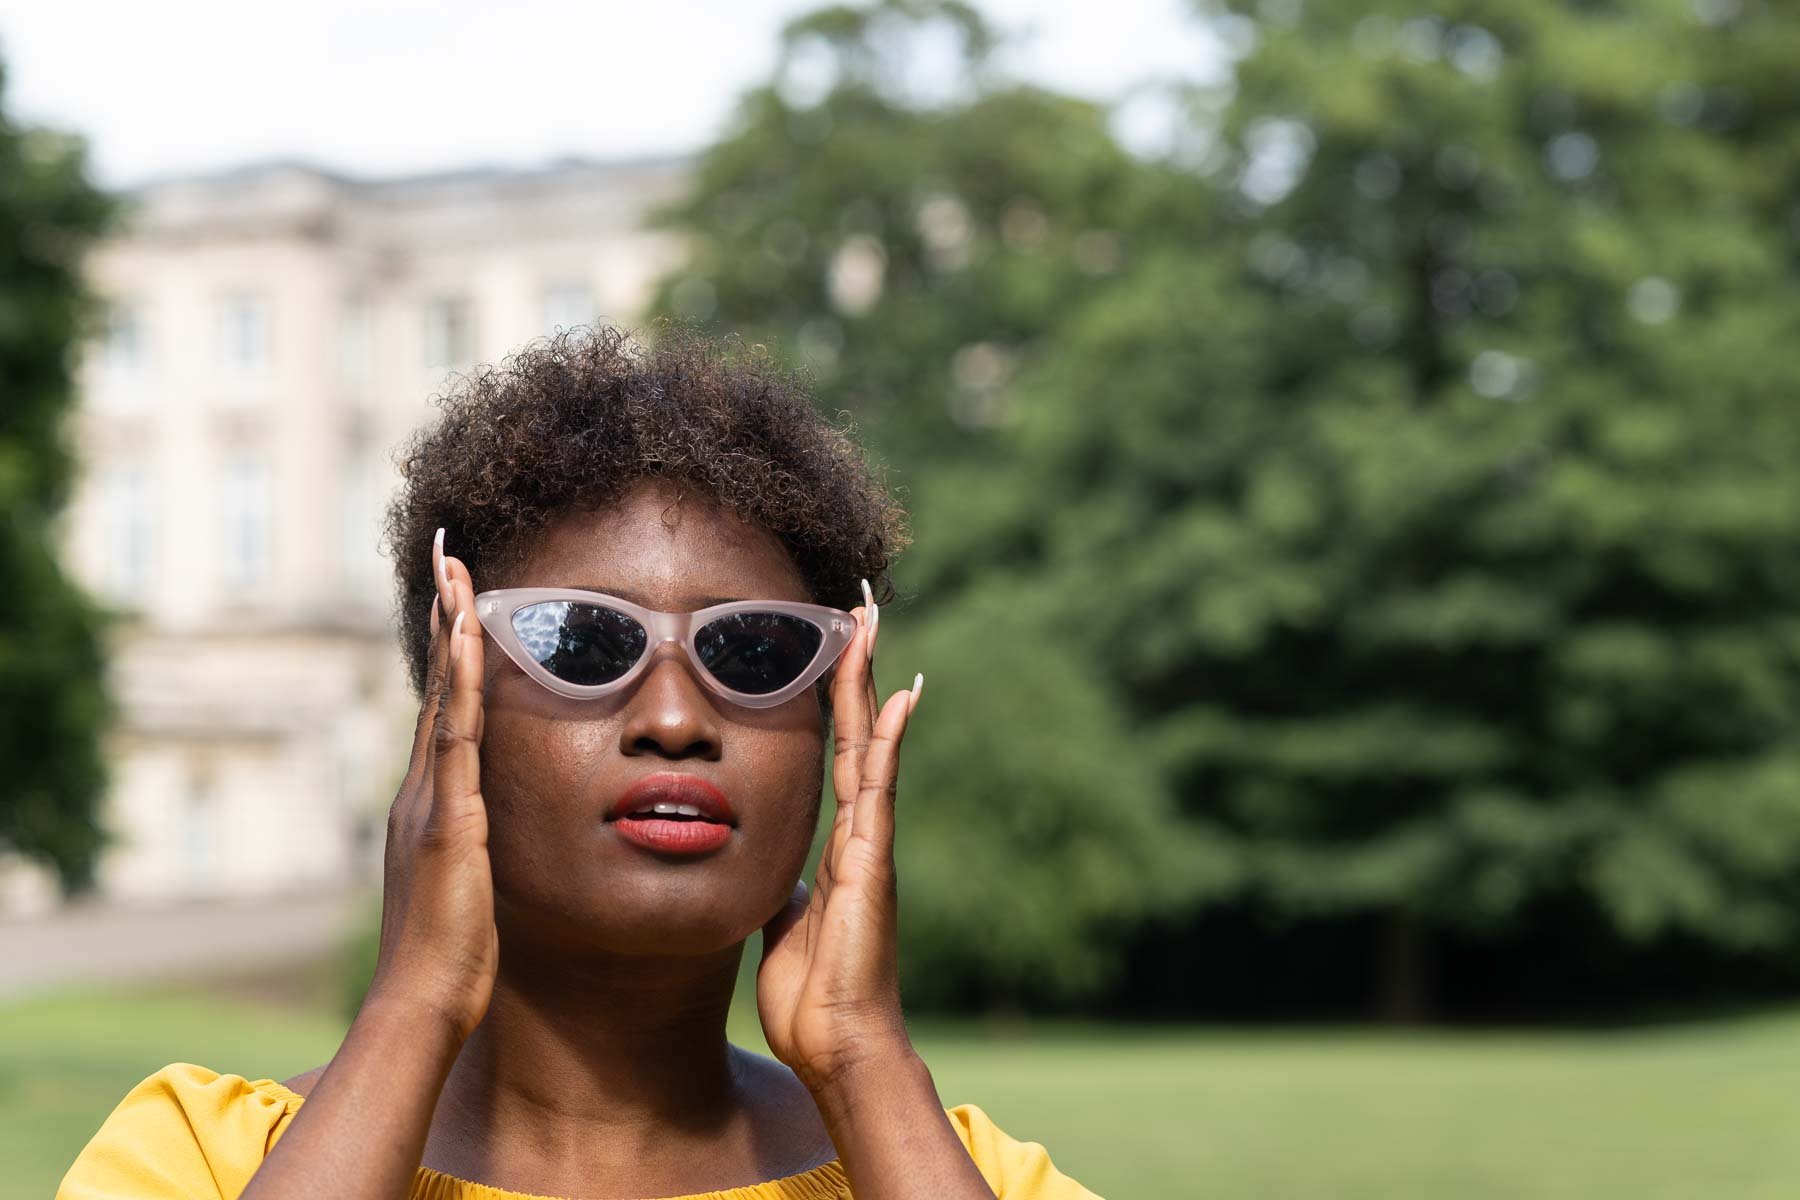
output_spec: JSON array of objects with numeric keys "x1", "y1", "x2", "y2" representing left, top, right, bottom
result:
[
  {"x1": 650, "y1": 0, "x2": 1800, "y2": 1018},
  {"x1": 0, "y1": 58, "x2": 118, "y2": 895}
]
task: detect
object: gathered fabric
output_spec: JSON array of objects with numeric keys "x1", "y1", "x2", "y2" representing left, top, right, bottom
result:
[{"x1": 56, "y1": 1061, "x2": 1102, "y2": 1199}]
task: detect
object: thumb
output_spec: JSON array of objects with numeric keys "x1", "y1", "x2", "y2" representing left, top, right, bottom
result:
[{"x1": 761, "y1": 879, "x2": 809, "y2": 959}]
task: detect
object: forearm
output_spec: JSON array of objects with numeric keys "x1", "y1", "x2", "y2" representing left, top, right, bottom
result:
[
  {"x1": 810, "y1": 1048, "x2": 998, "y2": 1200},
  {"x1": 241, "y1": 995, "x2": 464, "y2": 1200}
]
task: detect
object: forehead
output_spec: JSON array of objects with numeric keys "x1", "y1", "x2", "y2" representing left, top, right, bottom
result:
[{"x1": 504, "y1": 477, "x2": 811, "y2": 609}]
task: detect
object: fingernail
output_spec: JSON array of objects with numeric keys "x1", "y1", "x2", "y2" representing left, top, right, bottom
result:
[
  {"x1": 435, "y1": 528, "x2": 447, "y2": 585},
  {"x1": 909, "y1": 671, "x2": 923, "y2": 713},
  {"x1": 451, "y1": 610, "x2": 465, "y2": 662},
  {"x1": 859, "y1": 579, "x2": 876, "y2": 665},
  {"x1": 430, "y1": 595, "x2": 439, "y2": 638}
]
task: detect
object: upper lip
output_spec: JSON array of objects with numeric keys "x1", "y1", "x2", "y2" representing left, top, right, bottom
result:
[{"x1": 607, "y1": 772, "x2": 737, "y2": 826}]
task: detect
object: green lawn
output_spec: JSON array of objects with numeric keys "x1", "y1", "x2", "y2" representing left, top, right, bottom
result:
[{"x1": 13, "y1": 976, "x2": 1800, "y2": 1199}]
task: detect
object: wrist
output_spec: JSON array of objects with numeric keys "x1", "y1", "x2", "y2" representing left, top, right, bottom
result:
[
  {"x1": 358, "y1": 981, "x2": 478, "y2": 1048},
  {"x1": 803, "y1": 1040, "x2": 928, "y2": 1126}
]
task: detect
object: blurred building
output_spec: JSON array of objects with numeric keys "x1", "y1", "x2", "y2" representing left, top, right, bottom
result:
[{"x1": 3, "y1": 156, "x2": 691, "y2": 913}]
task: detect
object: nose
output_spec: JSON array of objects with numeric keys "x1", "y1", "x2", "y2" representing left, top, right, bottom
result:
[{"x1": 617, "y1": 638, "x2": 723, "y2": 761}]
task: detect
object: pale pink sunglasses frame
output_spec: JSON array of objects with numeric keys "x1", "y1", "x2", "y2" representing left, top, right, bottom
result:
[{"x1": 473, "y1": 587, "x2": 860, "y2": 709}]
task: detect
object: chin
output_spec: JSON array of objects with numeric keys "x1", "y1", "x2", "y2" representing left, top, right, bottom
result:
[
  {"x1": 502, "y1": 879, "x2": 760, "y2": 958},
  {"x1": 600, "y1": 919, "x2": 748, "y2": 957}
]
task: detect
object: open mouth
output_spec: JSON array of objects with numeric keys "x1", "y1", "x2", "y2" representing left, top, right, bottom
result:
[
  {"x1": 616, "y1": 806, "x2": 728, "y2": 824},
  {"x1": 609, "y1": 809, "x2": 734, "y2": 854}
]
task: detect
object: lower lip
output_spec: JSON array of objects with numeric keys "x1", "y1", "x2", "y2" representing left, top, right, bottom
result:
[{"x1": 610, "y1": 816, "x2": 733, "y2": 855}]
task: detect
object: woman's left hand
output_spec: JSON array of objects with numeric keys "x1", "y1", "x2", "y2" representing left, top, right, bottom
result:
[{"x1": 757, "y1": 582, "x2": 922, "y2": 1096}]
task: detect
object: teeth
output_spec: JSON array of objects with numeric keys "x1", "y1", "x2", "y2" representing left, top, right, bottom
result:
[{"x1": 642, "y1": 802, "x2": 705, "y2": 817}]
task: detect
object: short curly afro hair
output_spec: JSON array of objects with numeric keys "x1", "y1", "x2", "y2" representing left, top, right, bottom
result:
[{"x1": 381, "y1": 321, "x2": 912, "y2": 705}]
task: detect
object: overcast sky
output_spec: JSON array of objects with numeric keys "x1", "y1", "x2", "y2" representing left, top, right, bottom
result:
[{"x1": 0, "y1": 0, "x2": 1220, "y2": 188}]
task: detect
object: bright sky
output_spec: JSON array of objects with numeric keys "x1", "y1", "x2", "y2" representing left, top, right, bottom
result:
[{"x1": 0, "y1": 0, "x2": 1220, "y2": 188}]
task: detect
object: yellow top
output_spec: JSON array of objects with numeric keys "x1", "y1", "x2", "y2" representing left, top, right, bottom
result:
[{"x1": 56, "y1": 1062, "x2": 1102, "y2": 1200}]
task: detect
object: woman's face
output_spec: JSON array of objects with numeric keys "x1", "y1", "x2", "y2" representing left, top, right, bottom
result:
[{"x1": 476, "y1": 476, "x2": 826, "y2": 960}]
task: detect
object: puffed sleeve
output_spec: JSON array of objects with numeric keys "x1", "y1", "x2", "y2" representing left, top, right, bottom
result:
[
  {"x1": 943, "y1": 1103, "x2": 1106, "y2": 1199},
  {"x1": 56, "y1": 1062, "x2": 300, "y2": 1200}
]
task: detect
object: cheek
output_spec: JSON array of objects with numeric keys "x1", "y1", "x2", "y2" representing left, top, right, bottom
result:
[
  {"x1": 478, "y1": 710, "x2": 607, "y2": 881},
  {"x1": 752, "y1": 729, "x2": 828, "y2": 868}
]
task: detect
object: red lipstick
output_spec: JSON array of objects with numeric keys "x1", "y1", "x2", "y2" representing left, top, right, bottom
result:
[{"x1": 606, "y1": 772, "x2": 735, "y2": 855}]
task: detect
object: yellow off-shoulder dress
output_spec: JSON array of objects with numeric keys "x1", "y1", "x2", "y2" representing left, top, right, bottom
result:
[{"x1": 56, "y1": 1062, "x2": 1102, "y2": 1200}]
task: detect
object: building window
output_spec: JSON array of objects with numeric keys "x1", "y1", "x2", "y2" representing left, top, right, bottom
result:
[
  {"x1": 338, "y1": 296, "x2": 374, "y2": 388},
  {"x1": 337, "y1": 438, "x2": 385, "y2": 597},
  {"x1": 100, "y1": 461, "x2": 152, "y2": 600},
  {"x1": 218, "y1": 292, "x2": 271, "y2": 369},
  {"x1": 182, "y1": 763, "x2": 220, "y2": 890},
  {"x1": 423, "y1": 296, "x2": 473, "y2": 370},
  {"x1": 540, "y1": 281, "x2": 595, "y2": 334},
  {"x1": 219, "y1": 454, "x2": 272, "y2": 590},
  {"x1": 100, "y1": 298, "x2": 147, "y2": 371}
]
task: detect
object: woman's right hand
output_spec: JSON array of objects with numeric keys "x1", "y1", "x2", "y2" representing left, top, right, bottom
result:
[{"x1": 363, "y1": 527, "x2": 497, "y2": 1044}]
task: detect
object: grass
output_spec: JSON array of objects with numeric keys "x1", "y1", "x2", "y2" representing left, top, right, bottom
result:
[{"x1": 14, "y1": 970, "x2": 1800, "y2": 1200}]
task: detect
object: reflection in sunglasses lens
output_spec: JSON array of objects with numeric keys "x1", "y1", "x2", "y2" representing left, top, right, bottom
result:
[
  {"x1": 695, "y1": 612, "x2": 823, "y2": 694},
  {"x1": 513, "y1": 601, "x2": 648, "y2": 685}
]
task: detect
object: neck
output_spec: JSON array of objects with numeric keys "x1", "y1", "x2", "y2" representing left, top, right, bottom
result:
[{"x1": 426, "y1": 924, "x2": 750, "y2": 1187}]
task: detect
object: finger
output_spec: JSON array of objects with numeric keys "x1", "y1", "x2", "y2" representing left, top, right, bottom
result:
[
  {"x1": 428, "y1": 599, "x2": 487, "y2": 843},
  {"x1": 414, "y1": 527, "x2": 455, "y2": 750},
  {"x1": 432, "y1": 526, "x2": 454, "y2": 622},
  {"x1": 850, "y1": 684, "x2": 916, "y2": 857},
  {"x1": 393, "y1": 591, "x2": 455, "y2": 848},
  {"x1": 410, "y1": 585, "x2": 455, "y2": 772},
  {"x1": 817, "y1": 601, "x2": 871, "y2": 900},
  {"x1": 827, "y1": 601, "x2": 874, "y2": 811},
  {"x1": 410, "y1": 582, "x2": 460, "y2": 784},
  {"x1": 863, "y1": 582, "x2": 879, "y2": 729},
  {"x1": 437, "y1": 549, "x2": 482, "y2": 709},
  {"x1": 412, "y1": 543, "x2": 477, "y2": 845},
  {"x1": 825, "y1": 601, "x2": 877, "y2": 887}
]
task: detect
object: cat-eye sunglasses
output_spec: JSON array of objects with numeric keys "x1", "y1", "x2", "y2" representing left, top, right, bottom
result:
[{"x1": 473, "y1": 587, "x2": 859, "y2": 709}]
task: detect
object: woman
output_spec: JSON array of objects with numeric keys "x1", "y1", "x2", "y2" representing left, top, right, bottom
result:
[{"x1": 57, "y1": 325, "x2": 1099, "y2": 1200}]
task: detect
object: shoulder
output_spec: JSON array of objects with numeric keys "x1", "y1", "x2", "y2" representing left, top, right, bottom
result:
[
  {"x1": 56, "y1": 1062, "x2": 304, "y2": 1200},
  {"x1": 280, "y1": 1065, "x2": 326, "y2": 1097},
  {"x1": 727, "y1": 1045, "x2": 840, "y2": 1172},
  {"x1": 942, "y1": 1102, "x2": 1106, "y2": 1200}
]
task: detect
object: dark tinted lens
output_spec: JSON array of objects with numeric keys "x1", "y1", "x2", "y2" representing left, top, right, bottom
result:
[
  {"x1": 512, "y1": 601, "x2": 647, "y2": 686},
  {"x1": 695, "y1": 611, "x2": 823, "y2": 695}
]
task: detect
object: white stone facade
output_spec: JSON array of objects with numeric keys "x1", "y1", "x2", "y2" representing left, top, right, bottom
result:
[{"x1": 14, "y1": 156, "x2": 692, "y2": 910}]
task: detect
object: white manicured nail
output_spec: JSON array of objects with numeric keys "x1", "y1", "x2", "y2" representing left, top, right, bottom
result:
[
  {"x1": 435, "y1": 527, "x2": 447, "y2": 584},
  {"x1": 909, "y1": 672, "x2": 923, "y2": 712},
  {"x1": 451, "y1": 610, "x2": 465, "y2": 662}
]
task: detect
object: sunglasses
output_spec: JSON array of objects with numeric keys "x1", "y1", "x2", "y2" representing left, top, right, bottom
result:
[{"x1": 473, "y1": 587, "x2": 860, "y2": 709}]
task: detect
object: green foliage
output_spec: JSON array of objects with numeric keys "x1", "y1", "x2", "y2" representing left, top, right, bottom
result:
[
  {"x1": 0, "y1": 59, "x2": 119, "y2": 894},
  {"x1": 886, "y1": 582, "x2": 1231, "y2": 1006},
  {"x1": 648, "y1": 0, "x2": 1218, "y2": 1009},
  {"x1": 652, "y1": 0, "x2": 1800, "y2": 1014},
  {"x1": 1144, "y1": 0, "x2": 1800, "y2": 1002}
]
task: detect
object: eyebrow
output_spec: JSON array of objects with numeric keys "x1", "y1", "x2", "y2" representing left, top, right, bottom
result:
[{"x1": 569, "y1": 584, "x2": 750, "y2": 610}]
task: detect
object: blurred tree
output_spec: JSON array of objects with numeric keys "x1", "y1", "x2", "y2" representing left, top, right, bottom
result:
[
  {"x1": 647, "y1": 0, "x2": 1220, "y2": 1010},
  {"x1": 652, "y1": 0, "x2": 1800, "y2": 1018},
  {"x1": 1050, "y1": 0, "x2": 1800, "y2": 1018},
  {"x1": 0, "y1": 59, "x2": 119, "y2": 894}
]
